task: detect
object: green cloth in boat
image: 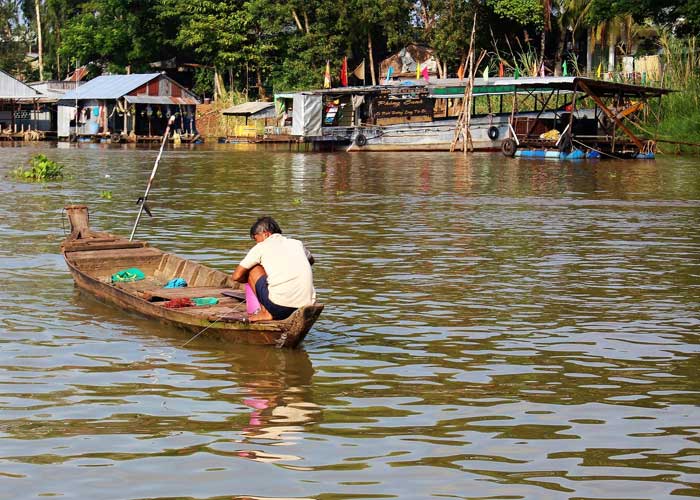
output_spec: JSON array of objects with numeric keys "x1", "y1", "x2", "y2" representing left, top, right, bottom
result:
[
  {"x1": 111, "y1": 268, "x2": 146, "y2": 283},
  {"x1": 192, "y1": 297, "x2": 219, "y2": 306}
]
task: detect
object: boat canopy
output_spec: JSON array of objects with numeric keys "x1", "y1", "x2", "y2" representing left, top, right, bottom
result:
[
  {"x1": 278, "y1": 77, "x2": 672, "y2": 101},
  {"x1": 428, "y1": 77, "x2": 672, "y2": 99}
]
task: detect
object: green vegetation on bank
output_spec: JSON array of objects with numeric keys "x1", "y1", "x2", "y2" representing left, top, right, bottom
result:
[
  {"x1": 654, "y1": 36, "x2": 700, "y2": 152},
  {"x1": 2, "y1": 0, "x2": 700, "y2": 93}
]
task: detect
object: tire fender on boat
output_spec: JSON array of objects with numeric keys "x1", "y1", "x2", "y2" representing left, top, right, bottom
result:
[
  {"x1": 487, "y1": 126, "x2": 500, "y2": 141},
  {"x1": 355, "y1": 133, "x2": 367, "y2": 147},
  {"x1": 501, "y1": 138, "x2": 517, "y2": 157}
]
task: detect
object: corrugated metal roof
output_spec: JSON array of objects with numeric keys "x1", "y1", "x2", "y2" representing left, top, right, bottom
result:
[
  {"x1": 0, "y1": 69, "x2": 41, "y2": 98},
  {"x1": 125, "y1": 95, "x2": 199, "y2": 105},
  {"x1": 61, "y1": 73, "x2": 160, "y2": 100},
  {"x1": 222, "y1": 101, "x2": 275, "y2": 116}
]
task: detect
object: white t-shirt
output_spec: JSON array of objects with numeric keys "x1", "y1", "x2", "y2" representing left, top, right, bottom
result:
[{"x1": 239, "y1": 233, "x2": 316, "y2": 308}]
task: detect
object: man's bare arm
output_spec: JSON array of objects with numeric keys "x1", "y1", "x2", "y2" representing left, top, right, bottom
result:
[{"x1": 231, "y1": 265, "x2": 249, "y2": 283}]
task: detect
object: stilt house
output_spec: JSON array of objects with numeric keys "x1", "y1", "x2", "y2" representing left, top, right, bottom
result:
[
  {"x1": 0, "y1": 69, "x2": 42, "y2": 139},
  {"x1": 57, "y1": 73, "x2": 200, "y2": 141}
]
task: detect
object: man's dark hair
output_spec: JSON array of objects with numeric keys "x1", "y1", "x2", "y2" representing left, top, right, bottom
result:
[{"x1": 250, "y1": 216, "x2": 282, "y2": 238}]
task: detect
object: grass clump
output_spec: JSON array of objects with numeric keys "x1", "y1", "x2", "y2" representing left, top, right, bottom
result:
[{"x1": 12, "y1": 154, "x2": 64, "y2": 181}]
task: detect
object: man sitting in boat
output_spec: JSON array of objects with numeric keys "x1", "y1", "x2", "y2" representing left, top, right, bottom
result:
[{"x1": 232, "y1": 216, "x2": 315, "y2": 322}]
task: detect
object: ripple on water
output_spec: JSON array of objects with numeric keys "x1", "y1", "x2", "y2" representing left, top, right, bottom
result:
[{"x1": 0, "y1": 146, "x2": 699, "y2": 498}]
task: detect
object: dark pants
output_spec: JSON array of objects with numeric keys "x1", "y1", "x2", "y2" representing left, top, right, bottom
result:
[{"x1": 255, "y1": 276, "x2": 297, "y2": 320}]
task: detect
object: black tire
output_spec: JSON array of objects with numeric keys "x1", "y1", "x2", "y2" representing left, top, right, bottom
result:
[
  {"x1": 487, "y1": 126, "x2": 500, "y2": 141},
  {"x1": 355, "y1": 133, "x2": 367, "y2": 147},
  {"x1": 501, "y1": 138, "x2": 517, "y2": 157}
]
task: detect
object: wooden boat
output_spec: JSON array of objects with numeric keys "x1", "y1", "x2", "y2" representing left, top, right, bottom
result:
[{"x1": 61, "y1": 205, "x2": 324, "y2": 348}]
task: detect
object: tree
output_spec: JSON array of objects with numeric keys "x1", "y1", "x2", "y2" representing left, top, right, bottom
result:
[
  {"x1": 344, "y1": 0, "x2": 412, "y2": 84},
  {"x1": 586, "y1": 0, "x2": 644, "y2": 74},
  {"x1": 0, "y1": 0, "x2": 29, "y2": 75},
  {"x1": 551, "y1": 0, "x2": 591, "y2": 75},
  {"x1": 60, "y1": 0, "x2": 172, "y2": 73},
  {"x1": 605, "y1": 0, "x2": 700, "y2": 35},
  {"x1": 488, "y1": 0, "x2": 542, "y2": 28},
  {"x1": 32, "y1": 0, "x2": 43, "y2": 80},
  {"x1": 417, "y1": 0, "x2": 483, "y2": 78},
  {"x1": 268, "y1": 0, "x2": 343, "y2": 90},
  {"x1": 160, "y1": 0, "x2": 259, "y2": 98},
  {"x1": 42, "y1": 0, "x2": 83, "y2": 78}
]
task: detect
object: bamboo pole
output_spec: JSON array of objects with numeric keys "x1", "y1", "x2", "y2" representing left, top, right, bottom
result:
[{"x1": 450, "y1": 15, "x2": 478, "y2": 153}]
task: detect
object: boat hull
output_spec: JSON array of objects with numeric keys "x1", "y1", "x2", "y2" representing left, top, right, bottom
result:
[{"x1": 346, "y1": 118, "x2": 507, "y2": 152}]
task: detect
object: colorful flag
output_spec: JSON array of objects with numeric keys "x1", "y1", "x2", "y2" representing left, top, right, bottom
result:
[
  {"x1": 385, "y1": 66, "x2": 394, "y2": 83},
  {"x1": 421, "y1": 66, "x2": 429, "y2": 83},
  {"x1": 596, "y1": 62, "x2": 602, "y2": 79},
  {"x1": 352, "y1": 59, "x2": 365, "y2": 81},
  {"x1": 457, "y1": 63, "x2": 465, "y2": 80},
  {"x1": 562, "y1": 61, "x2": 568, "y2": 77},
  {"x1": 324, "y1": 61, "x2": 331, "y2": 88},
  {"x1": 416, "y1": 62, "x2": 421, "y2": 80},
  {"x1": 499, "y1": 61, "x2": 505, "y2": 78},
  {"x1": 340, "y1": 57, "x2": 348, "y2": 87},
  {"x1": 482, "y1": 66, "x2": 489, "y2": 82}
]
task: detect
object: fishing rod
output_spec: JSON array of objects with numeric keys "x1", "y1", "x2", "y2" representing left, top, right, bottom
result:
[{"x1": 129, "y1": 114, "x2": 176, "y2": 242}]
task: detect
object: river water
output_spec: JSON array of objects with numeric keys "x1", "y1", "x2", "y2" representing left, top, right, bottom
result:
[{"x1": 1, "y1": 143, "x2": 699, "y2": 499}]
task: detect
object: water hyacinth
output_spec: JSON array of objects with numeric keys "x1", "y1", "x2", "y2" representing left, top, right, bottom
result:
[{"x1": 12, "y1": 154, "x2": 64, "y2": 182}]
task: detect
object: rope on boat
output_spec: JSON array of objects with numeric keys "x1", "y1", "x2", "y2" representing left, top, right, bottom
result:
[
  {"x1": 181, "y1": 301, "x2": 246, "y2": 347},
  {"x1": 571, "y1": 138, "x2": 624, "y2": 160}
]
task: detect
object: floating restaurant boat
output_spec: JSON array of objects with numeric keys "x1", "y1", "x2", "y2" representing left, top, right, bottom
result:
[
  {"x1": 61, "y1": 205, "x2": 323, "y2": 348},
  {"x1": 276, "y1": 80, "x2": 516, "y2": 151},
  {"x1": 273, "y1": 76, "x2": 670, "y2": 157},
  {"x1": 499, "y1": 77, "x2": 672, "y2": 160}
]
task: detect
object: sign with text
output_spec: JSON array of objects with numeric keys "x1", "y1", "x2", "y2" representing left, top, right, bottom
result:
[{"x1": 373, "y1": 89, "x2": 433, "y2": 124}]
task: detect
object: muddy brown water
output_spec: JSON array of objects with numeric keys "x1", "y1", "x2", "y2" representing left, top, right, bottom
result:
[{"x1": 1, "y1": 143, "x2": 699, "y2": 499}]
